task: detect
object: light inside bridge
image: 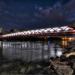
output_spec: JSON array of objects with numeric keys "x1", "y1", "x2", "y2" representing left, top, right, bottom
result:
[
  {"x1": 2, "y1": 26, "x2": 75, "y2": 38},
  {"x1": 62, "y1": 37, "x2": 75, "y2": 47}
]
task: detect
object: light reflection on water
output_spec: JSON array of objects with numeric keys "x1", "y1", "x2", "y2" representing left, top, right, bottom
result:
[{"x1": 2, "y1": 41, "x2": 62, "y2": 62}]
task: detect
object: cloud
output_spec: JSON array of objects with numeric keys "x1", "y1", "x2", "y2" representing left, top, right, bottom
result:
[
  {"x1": 34, "y1": 2, "x2": 65, "y2": 23},
  {"x1": 64, "y1": 0, "x2": 75, "y2": 22},
  {"x1": 34, "y1": 0, "x2": 75, "y2": 24},
  {"x1": 0, "y1": 0, "x2": 75, "y2": 29}
]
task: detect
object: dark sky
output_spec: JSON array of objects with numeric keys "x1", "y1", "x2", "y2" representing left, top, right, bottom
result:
[{"x1": 0, "y1": 0, "x2": 75, "y2": 30}]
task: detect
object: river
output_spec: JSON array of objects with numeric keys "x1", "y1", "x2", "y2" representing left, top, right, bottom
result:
[{"x1": 2, "y1": 41, "x2": 63, "y2": 62}]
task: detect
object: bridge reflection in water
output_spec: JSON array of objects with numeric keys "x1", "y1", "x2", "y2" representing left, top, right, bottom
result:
[{"x1": 2, "y1": 41, "x2": 62, "y2": 62}]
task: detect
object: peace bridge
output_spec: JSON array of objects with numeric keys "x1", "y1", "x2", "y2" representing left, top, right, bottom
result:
[{"x1": 0, "y1": 26, "x2": 74, "y2": 62}]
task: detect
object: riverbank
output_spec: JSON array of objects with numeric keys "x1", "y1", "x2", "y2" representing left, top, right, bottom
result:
[
  {"x1": 0, "y1": 57, "x2": 74, "y2": 75},
  {"x1": 0, "y1": 59, "x2": 55, "y2": 75}
]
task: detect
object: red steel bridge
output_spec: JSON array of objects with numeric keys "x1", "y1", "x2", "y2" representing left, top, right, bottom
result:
[{"x1": 0, "y1": 26, "x2": 75, "y2": 41}]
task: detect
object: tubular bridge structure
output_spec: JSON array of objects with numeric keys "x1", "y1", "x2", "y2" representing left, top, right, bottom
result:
[{"x1": 0, "y1": 26, "x2": 75, "y2": 41}]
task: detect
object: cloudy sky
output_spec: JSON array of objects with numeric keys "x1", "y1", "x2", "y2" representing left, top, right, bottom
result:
[{"x1": 0, "y1": 0, "x2": 75, "y2": 30}]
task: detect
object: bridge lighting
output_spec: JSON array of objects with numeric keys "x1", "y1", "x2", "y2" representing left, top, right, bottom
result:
[
  {"x1": 23, "y1": 31, "x2": 28, "y2": 35},
  {"x1": 15, "y1": 33, "x2": 19, "y2": 36},
  {"x1": 52, "y1": 27, "x2": 61, "y2": 32},
  {"x1": 60, "y1": 26, "x2": 68, "y2": 29},
  {"x1": 27, "y1": 31, "x2": 31, "y2": 35},
  {"x1": 17, "y1": 32, "x2": 22, "y2": 35},
  {"x1": 38, "y1": 30, "x2": 42, "y2": 33},
  {"x1": 30, "y1": 30, "x2": 35, "y2": 34},
  {"x1": 10, "y1": 33, "x2": 14, "y2": 36},
  {"x1": 46, "y1": 28, "x2": 51, "y2": 31},
  {"x1": 40, "y1": 29, "x2": 45, "y2": 33},
  {"x1": 20, "y1": 32, "x2": 25, "y2": 35},
  {"x1": 64, "y1": 27, "x2": 73, "y2": 32},
  {"x1": 44, "y1": 29, "x2": 48, "y2": 33},
  {"x1": 6, "y1": 34, "x2": 11, "y2": 37},
  {"x1": 1, "y1": 26, "x2": 75, "y2": 38},
  {"x1": 60, "y1": 26, "x2": 69, "y2": 30},
  {"x1": 56, "y1": 28, "x2": 61, "y2": 32},
  {"x1": 10, "y1": 34, "x2": 14, "y2": 36},
  {"x1": 69, "y1": 27, "x2": 74, "y2": 31},
  {"x1": 12, "y1": 33, "x2": 15, "y2": 36},
  {"x1": 3, "y1": 33, "x2": 13, "y2": 37},
  {"x1": 64, "y1": 28, "x2": 70, "y2": 31},
  {"x1": 24, "y1": 32, "x2": 28, "y2": 35},
  {"x1": 2, "y1": 34, "x2": 7, "y2": 37},
  {"x1": 23, "y1": 31, "x2": 29, "y2": 35},
  {"x1": 34, "y1": 30, "x2": 40, "y2": 34},
  {"x1": 60, "y1": 26, "x2": 73, "y2": 32},
  {"x1": 49, "y1": 29, "x2": 54, "y2": 33},
  {"x1": 44, "y1": 28, "x2": 52, "y2": 33},
  {"x1": 73, "y1": 30, "x2": 75, "y2": 32}
]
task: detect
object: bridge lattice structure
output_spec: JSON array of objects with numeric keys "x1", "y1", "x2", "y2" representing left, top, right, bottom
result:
[{"x1": 0, "y1": 26, "x2": 75, "y2": 40}]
